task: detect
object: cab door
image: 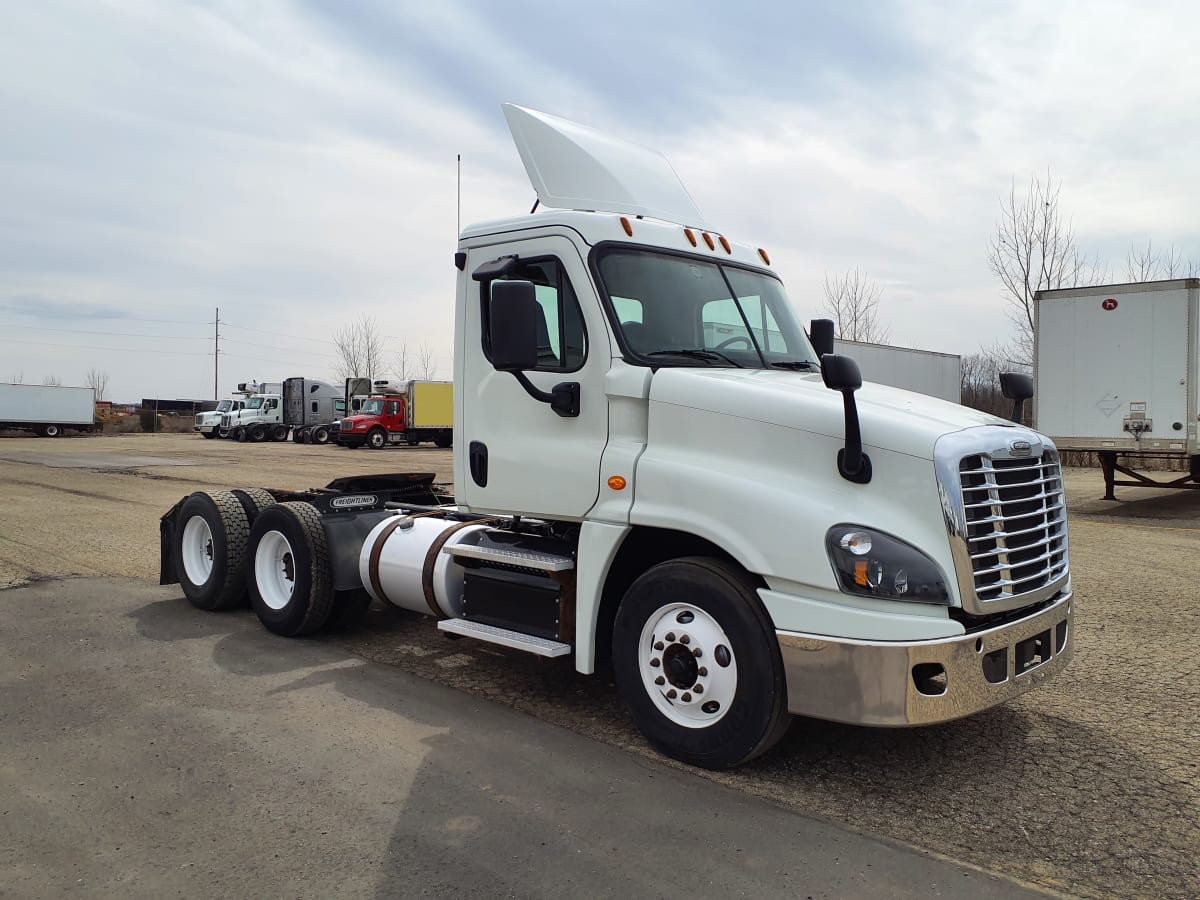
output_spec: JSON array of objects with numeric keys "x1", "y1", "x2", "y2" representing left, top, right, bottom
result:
[{"x1": 459, "y1": 236, "x2": 611, "y2": 519}]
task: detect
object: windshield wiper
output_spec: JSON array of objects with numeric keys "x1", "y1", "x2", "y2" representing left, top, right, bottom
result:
[
  {"x1": 770, "y1": 360, "x2": 817, "y2": 370},
  {"x1": 646, "y1": 349, "x2": 745, "y2": 368}
]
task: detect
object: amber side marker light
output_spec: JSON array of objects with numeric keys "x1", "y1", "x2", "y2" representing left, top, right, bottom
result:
[
  {"x1": 607, "y1": 475, "x2": 627, "y2": 491},
  {"x1": 683, "y1": 228, "x2": 697, "y2": 247},
  {"x1": 758, "y1": 248, "x2": 771, "y2": 265},
  {"x1": 718, "y1": 235, "x2": 731, "y2": 254},
  {"x1": 620, "y1": 216, "x2": 633, "y2": 237},
  {"x1": 702, "y1": 232, "x2": 715, "y2": 250}
]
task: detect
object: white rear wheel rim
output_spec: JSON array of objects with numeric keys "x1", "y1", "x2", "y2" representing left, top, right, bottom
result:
[
  {"x1": 638, "y1": 603, "x2": 737, "y2": 728},
  {"x1": 180, "y1": 515, "x2": 215, "y2": 585},
  {"x1": 255, "y1": 530, "x2": 296, "y2": 610}
]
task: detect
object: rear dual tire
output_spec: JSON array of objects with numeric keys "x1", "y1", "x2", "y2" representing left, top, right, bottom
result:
[{"x1": 174, "y1": 489, "x2": 277, "y2": 611}]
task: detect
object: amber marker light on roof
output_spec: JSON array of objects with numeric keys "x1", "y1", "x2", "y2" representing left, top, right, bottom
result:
[
  {"x1": 683, "y1": 228, "x2": 697, "y2": 247},
  {"x1": 702, "y1": 232, "x2": 715, "y2": 250},
  {"x1": 620, "y1": 216, "x2": 633, "y2": 236},
  {"x1": 758, "y1": 248, "x2": 771, "y2": 265},
  {"x1": 607, "y1": 475, "x2": 627, "y2": 491},
  {"x1": 718, "y1": 235, "x2": 731, "y2": 254}
]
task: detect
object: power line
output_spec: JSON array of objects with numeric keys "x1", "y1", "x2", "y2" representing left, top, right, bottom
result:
[
  {"x1": 0, "y1": 336, "x2": 211, "y2": 356},
  {"x1": 0, "y1": 322, "x2": 206, "y2": 341},
  {"x1": 222, "y1": 320, "x2": 336, "y2": 345},
  {"x1": 219, "y1": 335, "x2": 339, "y2": 360}
]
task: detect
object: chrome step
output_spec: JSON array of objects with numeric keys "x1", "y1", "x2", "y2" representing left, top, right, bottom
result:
[
  {"x1": 444, "y1": 543, "x2": 575, "y2": 572},
  {"x1": 437, "y1": 618, "x2": 571, "y2": 657}
]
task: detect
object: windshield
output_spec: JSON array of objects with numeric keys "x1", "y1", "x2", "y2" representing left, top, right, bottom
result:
[
  {"x1": 245, "y1": 397, "x2": 264, "y2": 410},
  {"x1": 360, "y1": 399, "x2": 384, "y2": 415},
  {"x1": 596, "y1": 249, "x2": 819, "y2": 369},
  {"x1": 216, "y1": 400, "x2": 232, "y2": 412}
]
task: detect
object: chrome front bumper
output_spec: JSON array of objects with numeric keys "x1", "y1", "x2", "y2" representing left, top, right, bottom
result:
[{"x1": 776, "y1": 592, "x2": 1073, "y2": 727}]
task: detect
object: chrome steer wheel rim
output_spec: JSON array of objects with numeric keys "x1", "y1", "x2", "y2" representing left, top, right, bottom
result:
[
  {"x1": 255, "y1": 530, "x2": 296, "y2": 611},
  {"x1": 180, "y1": 516, "x2": 215, "y2": 584},
  {"x1": 638, "y1": 603, "x2": 737, "y2": 728}
]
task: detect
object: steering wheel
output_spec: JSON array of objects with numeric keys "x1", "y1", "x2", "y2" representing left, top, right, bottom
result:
[{"x1": 714, "y1": 336, "x2": 753, "y2": 351}]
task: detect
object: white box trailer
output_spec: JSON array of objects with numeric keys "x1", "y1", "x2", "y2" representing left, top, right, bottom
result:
[
  {"x1": 0, "y1": 383, "x2": 95, "y2": 437},
  {"x1": 1034, "y1": 278, "x2": 1200, "y2": 497},
  {"x1": 834, "y1": 339, "x2": 961, "y2": 403}
]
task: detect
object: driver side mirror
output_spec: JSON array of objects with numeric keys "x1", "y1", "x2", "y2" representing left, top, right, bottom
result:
[{"x1": 489, "y1": 280, "x2": 539, "y2": 372}]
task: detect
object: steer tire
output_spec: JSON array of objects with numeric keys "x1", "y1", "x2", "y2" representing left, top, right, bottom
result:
[
  {"x1": 367, "y1": 428, "x2": 387, "y2": 450},
  {"x1": 234, "y1": 428, "x2": 247, "y2": 443},
  {"x1": 201, "y1": 431, "x2": 217, "y2": 440},
  {"x1": 247, "y1": 501, "x2": 334, "y2": 636},
  {"x1": 174, "y1": 490, "x2": 251, "y2": 612},
  {"x1": 612, "y1": 556, "x2": 791, "y2": 770}
]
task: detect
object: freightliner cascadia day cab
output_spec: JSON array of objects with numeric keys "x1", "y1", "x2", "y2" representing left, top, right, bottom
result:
[{"x1": 159, "y1": 105, "x2": 1074, "y2": 769}]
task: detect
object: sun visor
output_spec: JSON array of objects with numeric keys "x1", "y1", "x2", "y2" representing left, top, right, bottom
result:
[{"x1": 502, "y1": 103, "x2": 709, "y2": 229}]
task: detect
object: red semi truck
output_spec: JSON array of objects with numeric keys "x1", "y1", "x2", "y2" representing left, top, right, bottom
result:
[{"x1": 334, "y1": 380, "x2": 453, "y2": 449}]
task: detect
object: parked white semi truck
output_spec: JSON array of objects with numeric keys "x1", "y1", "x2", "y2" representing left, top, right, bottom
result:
[{"x1": 159, "y1": 105, "x2": 1074, "y2": 769}]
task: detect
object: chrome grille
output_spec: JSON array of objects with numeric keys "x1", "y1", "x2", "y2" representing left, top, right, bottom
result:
[
  {"x1": 958, "y1": 452, "x2": 1067, "y2": 602},
  {"x1": 221, "y1": 414, "x2": 231, "y2": 427},
  {"x1": 195, "y1": 414, "x2": 204, "y2": 427}
]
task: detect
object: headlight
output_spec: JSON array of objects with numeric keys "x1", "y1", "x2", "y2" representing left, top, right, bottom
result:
[{"x1": 826, "y1": 525, "x2": 950, "y2": 604}]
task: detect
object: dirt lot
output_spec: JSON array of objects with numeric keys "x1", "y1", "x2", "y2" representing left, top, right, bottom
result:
[{"x1": 1, "y1": 432, "x2": 1197, "y2": 898}]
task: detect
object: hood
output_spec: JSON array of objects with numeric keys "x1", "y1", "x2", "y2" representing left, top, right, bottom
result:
[{"x1": 648, "y1": 368, "x2": 1010, "y2": 460}]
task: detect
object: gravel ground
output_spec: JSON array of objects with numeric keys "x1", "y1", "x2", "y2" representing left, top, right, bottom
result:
[{"x1": 1, "y1": 432, "x2": 1197, "y2": 898}]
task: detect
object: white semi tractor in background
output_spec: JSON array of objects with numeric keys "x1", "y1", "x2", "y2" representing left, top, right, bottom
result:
[
  {"x1": 1035, "y1": 279, "x2": 1200, "y2": 499},
  {"x1": 0, "y1": 383, "x2": 96, "y2": 437},
  {"x1": 221, "y1": 379, "x2": 342, "y2": 443},
  {"x1": 159, "y1": 104, "x2": 1073, "y2": 769}
]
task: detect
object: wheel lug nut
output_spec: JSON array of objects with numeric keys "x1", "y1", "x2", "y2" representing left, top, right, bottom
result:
[
  {"x1": 654, "y1": 641, "x2": 664, "y2": 651},
  {"x1": 698, "y1": 666, "x2": 708, "y2": 677},
  {"x1": 665, "y1": 632, "x2": 676, "y2": 642},
  {"x1": 650, "y1": 658, "x2": 660, "y2": 668},
  {"x1": 681, "y1": 693, "x2": 692, "y2": 702},
  {"x1": 680, "y1": 634, "x2": 690, "y2": 645},
  {"x1": 666, "y1": 689, "x2": 677, "y2": 699},
  {"x1": 692, "y1": 648, "x2": 702, "y2": 658},
  {"x1": 654, "y1": 676, "x2": 665, "y2": 686},
  {"x1": 693, "y1": 683, "x2": 704, "y2": 693}
]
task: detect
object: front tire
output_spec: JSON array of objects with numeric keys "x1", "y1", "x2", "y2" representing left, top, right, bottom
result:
[
  {"x1": 174, "y1": 490, "x2": 250, "y2": 611},
  {"x1": 367, "y1": 428, "x2": 387, "y2": 450},
  {"x1": 247, "y1": 502, "x2": 334, "y2": 636},
  {"x1": 612, "y1": 557, "x2": 790, "y2": 770},
  {"x1": 201, "y1": 431, "x2": 217, "y2": 440}
]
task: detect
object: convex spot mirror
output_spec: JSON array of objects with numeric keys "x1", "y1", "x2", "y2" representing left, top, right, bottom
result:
[{"x1": 489, "y1": 280, "x2": 539, "y2": 372}]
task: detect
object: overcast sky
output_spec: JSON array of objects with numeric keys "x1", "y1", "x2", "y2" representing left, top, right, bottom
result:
[{"x1": 3, "y1": 0, "x2": 1198, "y2": 402}]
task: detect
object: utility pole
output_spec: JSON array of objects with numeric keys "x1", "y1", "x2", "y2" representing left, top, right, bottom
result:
[
  {"x1": 213, "y1": 306, "x2": 220, "y2": 400},
  {"x1": 456, "y1": 154, "x2": 461, "y2": 237}
]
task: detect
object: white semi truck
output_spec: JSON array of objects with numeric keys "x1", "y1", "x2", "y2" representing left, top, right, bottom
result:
[
  {"x1": 159, "y1": 105, "x2": 1073, "y2": 769},
  {"x1": 0, "y1": 383, "x2": 95, "y2": 437},
  {"x1": 1035, "y1": 279, "x2": 1200, "y2": 499}
]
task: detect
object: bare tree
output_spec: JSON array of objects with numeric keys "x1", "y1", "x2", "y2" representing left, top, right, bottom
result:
[
  {"x1": 987, "y1": 171, "x2": 1107, "y2": 365},
  {"x1": 333, "y1": 315, "x2": 386, "y2": 384},
  {"x1": 392, "y1": 339, "x2": 411, "y2": 382},
  {"x1": 42, "y1": 375, "x2": 62, "y2": 386},
  {"x1": 1126, "y1": 239, "x2": 1185, "y2": 281},
  {"x1": 415, "y1": 342, "x2": 438, "y2": 380},
  {"x1": 6, "y1": 372, "x2": 22, "y2": 384},
  {"x1": 84, "y1": 368, "x2": 109, "y2": 401},
  {"x1": 822, "y1": 269, "x2": 891, "y2": 343}
]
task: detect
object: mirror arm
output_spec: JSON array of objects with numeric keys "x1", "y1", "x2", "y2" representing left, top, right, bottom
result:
[
  {"x1": 511, "y1": 372, "x2": 580, "y2": 418},
  {"x1": 836, "y1": 389, "x2": 872, "y2": 483}
]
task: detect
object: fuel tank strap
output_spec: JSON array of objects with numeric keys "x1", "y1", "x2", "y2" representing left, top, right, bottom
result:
[{"x1": 421, "y1": 518, "x2": 499, "y2": 618}]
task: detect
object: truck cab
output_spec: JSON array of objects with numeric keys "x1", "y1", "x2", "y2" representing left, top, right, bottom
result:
[
  {"x1": 161, "y1": 104, "x2": 1074, "y2": 770},
  {"x1": 195, "y1": 397, "x2": 246, "y2": 438},
  {"x1": 336, "y1": 394, "x2": 404, "y2": 449}
]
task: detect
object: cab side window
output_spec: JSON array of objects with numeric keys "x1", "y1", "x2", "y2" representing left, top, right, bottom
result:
[{"x1": 484, "y1": 258, "x2": 586, "y2": 372}]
